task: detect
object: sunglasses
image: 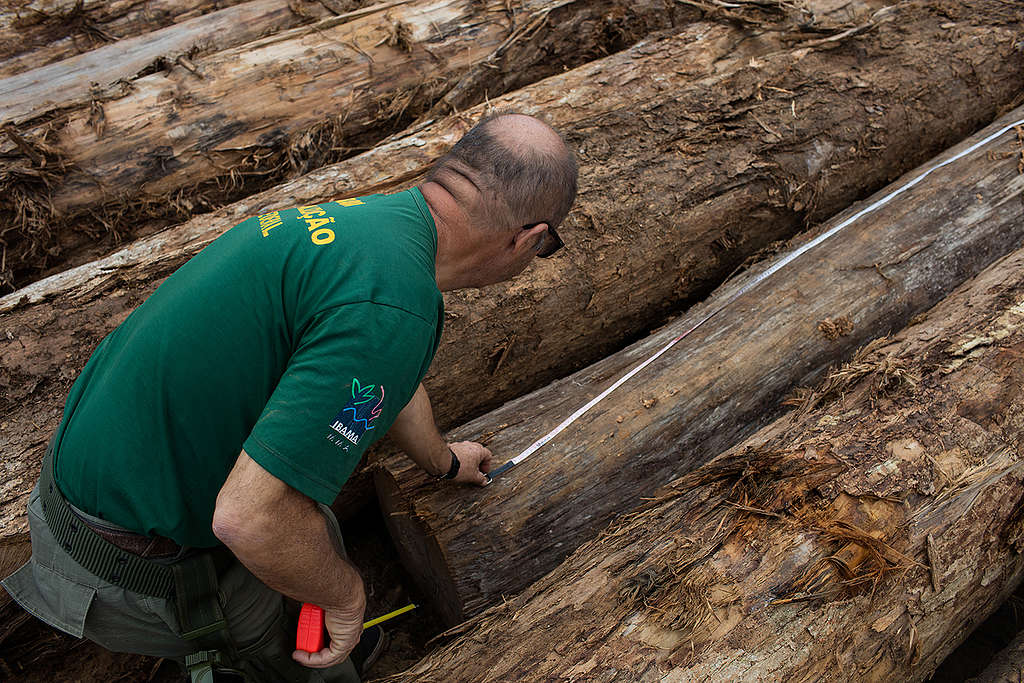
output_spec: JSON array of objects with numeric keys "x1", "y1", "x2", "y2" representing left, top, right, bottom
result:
[{"x1": 524, "y1": 222, "x2": 564, "y2": 258}]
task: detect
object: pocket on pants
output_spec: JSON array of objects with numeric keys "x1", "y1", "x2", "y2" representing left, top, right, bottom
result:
[{"x1": 2, "y1": 558, "x2": 96, "y2": 638}]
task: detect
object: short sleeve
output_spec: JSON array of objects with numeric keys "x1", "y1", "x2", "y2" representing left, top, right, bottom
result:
[{"x1": 243, "y1": 302, "x2": 437, "y2": 504}]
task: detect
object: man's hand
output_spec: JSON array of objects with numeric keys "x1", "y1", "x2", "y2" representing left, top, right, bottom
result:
[
  {"x1": 292, "y1": 602, "x2": 365, "y2": 669},
  {"x1": 449, "y1": 441, "x2": 493, "y2": 485},
  {"x1": 390, "y1": 384, "x2": 495, "y2": 485}
]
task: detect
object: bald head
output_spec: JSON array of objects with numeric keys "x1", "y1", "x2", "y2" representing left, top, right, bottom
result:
[{"x1": 426, "y1": 112, "x2": 578, "y2": 232}]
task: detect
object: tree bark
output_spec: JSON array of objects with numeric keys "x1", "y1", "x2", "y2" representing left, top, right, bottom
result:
[
  {"x1": 969, "y1": 630, "x2": 1024, "y2": 682},
  {"x1": 0, "y1": 0, "x2": 709, "y2": 288},
  {"x1": 0, "y1": 0, "x2": 340, "y2": 123},
  {"x1": 2, "y1": 0, "x2": 1023, "y2": 599},
  {"x1": 0, "y1": 0, "x2": 259, "y2": 78},
  {"x1": 375, "y1": 103, "x2": 1024, "y2": 626},
  {"x1": 380, "y1": 173, "x2": 1024, "y2": 683}
]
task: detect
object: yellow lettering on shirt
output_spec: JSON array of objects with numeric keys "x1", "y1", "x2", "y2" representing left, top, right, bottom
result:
[
  {"x1": 298, "y1": 205, "x2": 326, "y2": 218},
  {"x1": 305, "y1": 216, "x2": 336, "y2": 245},
  {"x1": 337, "y1": 198, "x2": 364, "y2": 207},
  {"x1": 258, "y1": 211, "x2": 282, "y2": 237},
  {"x1": 305, "y1": 216, "x2": 334, "y2": 231},
  {"x1": 310, "y1": 228, "x2": 335, "y2": 245}
]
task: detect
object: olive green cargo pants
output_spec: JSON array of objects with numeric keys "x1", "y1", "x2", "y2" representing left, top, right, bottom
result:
[{"x1": 2, "y1": 484, "x2": 359, "y2": 683}]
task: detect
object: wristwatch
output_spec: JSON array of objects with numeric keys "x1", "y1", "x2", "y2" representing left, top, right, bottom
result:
[{"x1": 436, "y1": 448, "x2": 461, "y2": 480}]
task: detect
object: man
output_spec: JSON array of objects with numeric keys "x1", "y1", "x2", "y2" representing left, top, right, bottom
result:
[{"x1": 2, "y1": 112, "x2": 578, "y2": 682}]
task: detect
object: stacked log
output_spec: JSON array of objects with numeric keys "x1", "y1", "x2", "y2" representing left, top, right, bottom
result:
[
  {"x1": 0, "y1": 0, "x2": 262, "y2": 77},
  {"x1": 0, "y1": 1, "x2": 340, "y2": 123},
  {"x1": 969, "y1": 631, "x2": 1024, "y2": 682},
  {"x1": 0, "y1": 0, "x2": 711, "y2": 287},
  {"x1": 375, "y1": 104, "x2": 1024, "y2": 625},
  {"x1": 381, "y1": 145, "x2": 1024, "y2": 683},
  {"x1": 3, "y1": 0, "x2": 1024, "y2": 597}
]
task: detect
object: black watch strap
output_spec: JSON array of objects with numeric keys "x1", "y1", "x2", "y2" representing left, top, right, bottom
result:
[{"x1": 437, "y1": 448, "x2": 460, "y2": 480}]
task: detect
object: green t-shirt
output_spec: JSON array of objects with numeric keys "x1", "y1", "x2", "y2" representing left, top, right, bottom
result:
[{"x1": 53, "y1": 189, "x2": 443, "y2": 547}]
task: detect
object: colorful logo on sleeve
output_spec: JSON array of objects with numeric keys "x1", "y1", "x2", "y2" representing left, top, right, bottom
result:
[{"x1": 329, "y1": 378, "x2": 384, "y2": 446}]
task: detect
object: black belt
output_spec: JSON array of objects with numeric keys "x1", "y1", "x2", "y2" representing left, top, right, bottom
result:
[{"x1": 39, "y1": 444, "x2": 177, "y2": 599}]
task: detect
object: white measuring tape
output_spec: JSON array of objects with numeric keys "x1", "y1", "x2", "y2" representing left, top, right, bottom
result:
[{"x1": 486, "y1": 116, "x2": 1024, "y2": 482}]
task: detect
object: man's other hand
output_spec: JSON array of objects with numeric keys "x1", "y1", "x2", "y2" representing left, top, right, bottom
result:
[{"x1": 448, "y1": 441, "x2": 492, "y2": 486}]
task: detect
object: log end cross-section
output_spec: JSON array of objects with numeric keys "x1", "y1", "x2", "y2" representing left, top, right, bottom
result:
[{"x1": 374, "y1": 465, "x2": 466, "y2": 625}]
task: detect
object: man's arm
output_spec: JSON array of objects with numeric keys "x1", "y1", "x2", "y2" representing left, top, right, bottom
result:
[
  {"x1": 389, "y1": 383, "x2": 492, "y2": 485},
  {"x1": 212, "y1": 450, "x2": 364, "y2": 668}
]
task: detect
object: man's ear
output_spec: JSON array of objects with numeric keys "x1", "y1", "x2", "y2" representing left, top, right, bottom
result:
[{"x1": 513, "y1": 223, "x2": 549, "y2": 254}]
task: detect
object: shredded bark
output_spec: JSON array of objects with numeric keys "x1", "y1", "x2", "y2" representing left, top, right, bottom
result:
[{"x1": 786, "y1": 337, "x2": 921, "y2": 412}]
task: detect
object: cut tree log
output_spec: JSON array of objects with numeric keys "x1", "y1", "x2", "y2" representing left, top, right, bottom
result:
[
  {"x1": 375, "y1": 103, "x2": 1024, "y2": 626},
  {"x1": 0, "y1": 0, "x2": 711, "y2": 288},
  {"x1": 0, "y1": 0, "x2": 339, "y2": 123},
  {"x1": 0, "y1": 0, "x2": 258, "y2": 78},
  {"x1": 969, "y1": 629, "x2": 1024, "y2": 682},
  {"x1": 3, "y1": 0, "x2": 1023, "y2": 602},
  {"x1": 381, "y1": 170, "x2": 1024, "y2": 683}
]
